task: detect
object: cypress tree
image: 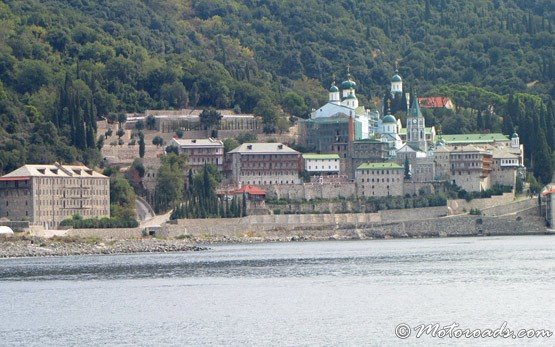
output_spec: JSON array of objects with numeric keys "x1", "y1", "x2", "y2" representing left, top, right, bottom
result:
[
  {"x1": 242, "y1": 193, "x2": 248, "y2": 217},
  {"x1": 139, "y1": 131, "x2": 145, "y2": 158}
]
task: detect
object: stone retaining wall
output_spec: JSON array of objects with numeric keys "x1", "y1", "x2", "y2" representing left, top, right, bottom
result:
[
  {"x1": 448, "y1": 193, "x2": 515, "y2": 214},
  {"x1": 481, "y1": 198, "x2": 537, "y2": 216},
  {"x1": 266, "y1": 182, "x2": 356, "y2": 200},
  {"x1": 379, "y1": 206, "x2": 448, "y2": 222},
  {"x1": 163, "y1": 203, "x2": 545, "y2": 240}
]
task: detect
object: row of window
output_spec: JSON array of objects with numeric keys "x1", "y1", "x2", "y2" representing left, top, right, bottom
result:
[
  {"x1": 242, "y1": 155, "x2": 299, "y2": 160},
  {"x1": 243, "y1": 162, "x2": 298, "y2": 169},
  {"x1": 35, "y1": 178, "x2": 109, "y2": 186},
  {"x1": 307, "y1": 166, "x2": 339, "y2": 170},
  {"x1": 37, "y1": 188, "x2": 108, "y2": 196},
  {"x1": 242, "y1": 171, "x2": 298, "y2": 176},
  {"x1": 359, "y1": 178, "x2": 401, "y2": 183},
  {"x1": 242, "y1": 179, "x2": 298, "y2": 185},
  {"x1": 359, "y1": 169, "x2": 402, "y2": 175}
]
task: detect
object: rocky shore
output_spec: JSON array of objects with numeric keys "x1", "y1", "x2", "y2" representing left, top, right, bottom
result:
[{"x1": 0, "y1": 235, "x2": 206, "y2": 258}]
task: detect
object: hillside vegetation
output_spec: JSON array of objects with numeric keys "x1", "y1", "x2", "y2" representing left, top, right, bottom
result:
[{"x1": 0, "y1": 0, "x2": 554, "y2": 181}]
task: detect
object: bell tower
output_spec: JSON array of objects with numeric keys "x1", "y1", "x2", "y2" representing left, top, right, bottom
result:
[{"x1": 406, "y1": 94, "x2": 427, "y2": 152}]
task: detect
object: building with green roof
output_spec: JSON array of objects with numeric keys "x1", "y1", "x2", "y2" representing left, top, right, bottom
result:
[
  {"x1": 302, "y1": 153, "x2": 341, "y2": 174},
  {"x1": 441, "y1": 133, "x2": 510, "y2": 145},
  {"x1": 355, "y1": 162, "x2": 404, "y2": 197}
]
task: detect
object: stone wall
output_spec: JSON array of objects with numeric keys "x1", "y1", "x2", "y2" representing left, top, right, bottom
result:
[
  {"x1": 163, "y1": 204, "x2": 545, "y2": 240},
  {"x1": 379, "y1": 206, "x2": 448, "y2": 222},
  {"x1": 266, "y1": 182, "x2": 356, "y2": 200},
  {"x1": 481, "y1": 197, "x2": 537, "y2": 216},
  {"x1": 447, "y1": 193, "x2": 516, "y2": 214},
  {"x1": 66, "y1": 227, "x2": 142, "y2": 239}
]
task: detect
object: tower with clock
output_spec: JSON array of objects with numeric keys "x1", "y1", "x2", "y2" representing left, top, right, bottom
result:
[{"x1": 406, "y1": 94, "x2": 427, "y2": 152}]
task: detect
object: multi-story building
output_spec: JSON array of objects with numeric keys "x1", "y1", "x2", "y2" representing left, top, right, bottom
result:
[
  {"x1": 489, "y1": 147, "x2": 522, "y2": 187},
  {"x1": 228, "y1": 143, "x2": 301, "y2": 186},
  {"x1": 171, "y1": 138, "x2": 224, "y2": 173},
  {"x1": 395, "y1": 144, "x2": 436, "y2": 182},
  {"x1": 302, "y1": 154, "x2": 340, "y2": 176},
  {"x1": 0, "y1": 163, "x2": 110, "y2": 229},
  {"x1": 448, "y1": 145, "x2": 493, "y2": 192},
  {"x1": 441, "y1": 133, "x2": 511, "y2": 147},
  {"x1": 355, "y1": 162, "x2": 404, "y2": 197},
  {"x1": 298, "y1": 114, "x2": 362, "y2": 157},
  {"x1": 345, "y1": 139, "x2": 390, "y2": 179}
]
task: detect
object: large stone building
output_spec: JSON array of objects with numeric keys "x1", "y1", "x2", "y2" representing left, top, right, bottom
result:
[
  {"x1": 228, "y1": 143, "x2": 301, "y2": 186},
  {"x1": 298, "y1": 114, "x2": 362, "y2": 156},
  {"x1": 446, "y1": 145, "x2": 493, "y2": 192},
  {"x1": 0, "y1": 163, "x2": 110, "y2": 229},
  {"x1": 355, "y1": 162, "x2": 404, "y2": 197},
  {"x1": 171, "y1": 138, "x2": 224, "y2": 173},
  {"x1": 346, "y1": 140, "x2": 390, "y2": 179}
]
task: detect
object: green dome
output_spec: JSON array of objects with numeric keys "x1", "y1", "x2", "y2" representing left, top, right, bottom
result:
[
  {"x1": 391, "y1": 74, "x2": 402, "y2": 82},
  {"x1": 344, "y1": 93, "x2": 357, "y2": 100},
  {"x1": 341, "y1": 80, "x2": 356, "y2": 89},
  {"x1": 382, "y1": 114, "x2": 396, "y2": 124},
  {"x1": 511, "y1": 132, "x2": 519, "y2": 138},
  {"x1": 329, "y1": 85, "x2": 339, "y2": 92}
]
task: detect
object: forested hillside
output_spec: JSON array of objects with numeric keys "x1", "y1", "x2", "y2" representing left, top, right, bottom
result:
[{"x1": 0, "y1": 0, "x2": 554, "y2": 180}]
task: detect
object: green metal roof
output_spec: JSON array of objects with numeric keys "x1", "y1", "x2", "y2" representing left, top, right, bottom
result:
[
  {"x1": 442, "y1": 133, "x2": 509, "y2": 144},
  {"x1": 408, "y1": 95, "x2": 422, "y2": 117},
  {"x1": 302, "y1": 153, "x2": 340, "y2": 160},
  {"x1": 391, "y1": 74, "x2": 402, "y2": 82},
  {"x1": 329, "y1": 85, "x2": 339, "y2": 92},
  {"x1": 344, "y1": 93, "x2": 357, "y2": 100},
  {"x1": 511, "y1": 132, "x2": 519, "y2": 138},
  {"x1": 341, "y1": 80, "x2": 356, "y2": 89},
  {"x1": 357, "y1": 162, "x2": 403, "y2": 170},
  {"x1": 382, "y1": 114, "x2": 396, "y2": 123}
]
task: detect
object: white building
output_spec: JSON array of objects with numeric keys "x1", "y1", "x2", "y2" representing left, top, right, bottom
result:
[
  {"x1": 302, "y1": 154, "x2": 340, "y2": 175},
  {"x1": 310, "y1": 72, "x2": 378, "y2": 140}
]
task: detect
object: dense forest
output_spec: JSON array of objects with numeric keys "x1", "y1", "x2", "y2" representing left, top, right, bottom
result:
[{"x1": 0, "y1": 1, "x2": 554, "y2": 181}]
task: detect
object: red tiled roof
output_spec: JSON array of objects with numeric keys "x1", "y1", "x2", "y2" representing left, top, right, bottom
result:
[
  {"x1": 418, "y1": 97, "x2": 453, "y2": 109},
  {"x1": 230, "y1": 185, "x2": 266, "y2": 196}
]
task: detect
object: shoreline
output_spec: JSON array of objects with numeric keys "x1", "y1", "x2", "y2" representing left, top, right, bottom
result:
[
  {"x1": 0, "y1": 236, "x2": 206, "y2": 259},
  {"x1": 1, "y1": 230, "x2": 552, "y2": 258}
]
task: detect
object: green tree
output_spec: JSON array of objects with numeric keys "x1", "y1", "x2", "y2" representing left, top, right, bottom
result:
[
  {"x1": 152, "y1": 136, "x2": 164, "y2": 147},
  {"x1": 138, "y1": 131, "x2": 145, "y2": 158},
  {"x1": 199, "y1": 108, "x2": 222, "y2": 130},
  {"x1": 110, "y1": 174, "x2": 137, "y2": 219},
  {"x1": 154, "y1": 153, "x2": 187, "y2": 213}
]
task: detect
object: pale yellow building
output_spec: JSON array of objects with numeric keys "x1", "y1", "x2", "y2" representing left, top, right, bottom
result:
[
  {"x1": 0, "y1": 163, "x2": 110, "y2": 229},
  {"x1": 356, "y1": 162, "x2": 404, "y2": 197}
]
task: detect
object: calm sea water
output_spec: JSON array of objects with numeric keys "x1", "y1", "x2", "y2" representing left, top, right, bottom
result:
[{"x1": 0, "y1": 236, "x2": 554, "y2": 346}]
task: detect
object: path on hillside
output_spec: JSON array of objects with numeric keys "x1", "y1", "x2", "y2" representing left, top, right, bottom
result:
[{"x1": 141, "y1": 211, "x2": 172, "y2": 228}]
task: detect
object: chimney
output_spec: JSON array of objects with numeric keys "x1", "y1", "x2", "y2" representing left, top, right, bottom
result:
[
  {"x1": 278, "y1": 144, "x2": 283, "y2": 149},
  {"x1": 192, "y1": 139, "x2": 196, "y2": 143},
  {"x1": 247, "y1": 144, "x2": 252, "y2": 150},
  {"x1": 348, "y1": 115, "x2": 355, "y2": 143}
]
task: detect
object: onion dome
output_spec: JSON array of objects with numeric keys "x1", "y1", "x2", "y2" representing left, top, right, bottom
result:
[
  {"x1": 382, "y1": 114, "x2": 397, "y2": 124},
  {"x1": 341, "y1": 79, "x2": 357, "y2": 89},
  {"x1": 344, "y1": 93, "x2": 357, "y2": 100},
  {"x1": 391, "y1": 74, "x2": 402, "y2": 82},
  {"x1": 329, "y1": 85, "x2": 339, "y2": 92},
  {"x1": 511, "y1": 132, "x2": 519, "y2": 139}
]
